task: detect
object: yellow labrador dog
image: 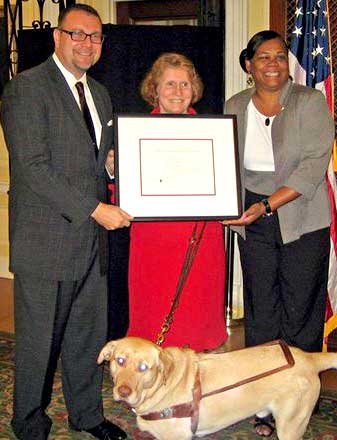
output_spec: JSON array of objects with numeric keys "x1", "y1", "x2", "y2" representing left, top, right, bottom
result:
[{"x1": 98, "y1": 336, "x2": 337, "y2": 440}]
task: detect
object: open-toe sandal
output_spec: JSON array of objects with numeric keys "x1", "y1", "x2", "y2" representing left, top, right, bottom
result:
[{"x1": 254, "y1": 415, "x2": 275, "y2": 437}]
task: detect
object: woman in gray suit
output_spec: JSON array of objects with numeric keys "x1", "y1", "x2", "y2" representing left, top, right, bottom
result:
[{"x1": 224, "y1": 30, "x2": 334, "y2": 436}]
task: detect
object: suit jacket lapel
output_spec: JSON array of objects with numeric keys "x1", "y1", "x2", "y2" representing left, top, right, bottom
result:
[
  {"x1": 46, "y1": 58, "x2": 101, "y2": 164},
  {"x1": 88, "y1": 79, "x2": 110, "y2": 170},
  {"x1": 46, "y1": 58, "x2": 86, "y2": 129}
]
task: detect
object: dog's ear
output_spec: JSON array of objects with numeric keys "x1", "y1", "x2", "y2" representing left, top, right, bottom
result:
[
  {"x1": 158, "y1": 349, "x2": 174, "y2": 385},
  {"x1": 97, "y1": 341, "x2": 117, "y2": 364}
]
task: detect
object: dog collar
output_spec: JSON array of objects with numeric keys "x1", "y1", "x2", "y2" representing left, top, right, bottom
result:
[{"x1": 140, "y1": 368, "x2": 201, "y2": 434}]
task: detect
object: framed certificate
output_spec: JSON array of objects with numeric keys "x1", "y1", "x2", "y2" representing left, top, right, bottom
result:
[{"x1": 114, "y1": 114, "x2": 242, "y2": 221}]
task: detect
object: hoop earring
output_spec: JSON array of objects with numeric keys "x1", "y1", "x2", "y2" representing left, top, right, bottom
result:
[{"x1": 247, "y1": 74, "x2": 254, "y2": 87}]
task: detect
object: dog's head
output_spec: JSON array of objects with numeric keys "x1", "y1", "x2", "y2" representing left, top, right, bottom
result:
[{"x1": 98, "y1": 337, "x2": 172, "y2": 408}]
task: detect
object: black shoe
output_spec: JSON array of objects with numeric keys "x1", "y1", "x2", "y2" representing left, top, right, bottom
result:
[{"x1": 70, "y1": 419, "x2": 127, "y2": 440}]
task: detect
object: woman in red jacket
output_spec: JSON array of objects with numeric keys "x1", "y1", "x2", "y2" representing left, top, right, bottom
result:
[{"x1": 127, "y1": 53, "x2": 227, "y2": 351}]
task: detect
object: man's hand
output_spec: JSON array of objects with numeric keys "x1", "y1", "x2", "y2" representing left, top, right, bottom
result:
[{"x1": 91, "y1": 202, "x2": 133, "y2": 230}]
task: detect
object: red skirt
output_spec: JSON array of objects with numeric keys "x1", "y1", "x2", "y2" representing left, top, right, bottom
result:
[{"x1": 127, "y1": 221, "x2": 227, "y2": 351}]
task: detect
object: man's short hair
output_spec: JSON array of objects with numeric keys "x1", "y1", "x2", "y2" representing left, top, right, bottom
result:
[{"x1": 57, "y1": 3, "x2": 101, "y2": 28}]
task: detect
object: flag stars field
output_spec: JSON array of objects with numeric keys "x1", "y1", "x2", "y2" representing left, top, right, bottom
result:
[{"x1": 295, "y1": 6, "x2": 303, "y2": 17}]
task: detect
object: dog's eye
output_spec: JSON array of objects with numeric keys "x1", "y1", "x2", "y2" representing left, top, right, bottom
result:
[
  {"x1": 138, "y1": 362, "x2": 148, "y2": 372},
  {"x1": 116, "y1": 357, "x2": 125, "y2": 366}
]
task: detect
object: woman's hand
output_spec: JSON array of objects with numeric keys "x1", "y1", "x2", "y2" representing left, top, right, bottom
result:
[
  {"x1": 223, "y1": 202, "x2": 265, "y2": 226},
  {"x1": 106, "y1": 149, "x2": 114, "y2": 175},
  {"x1": 223, "y1": 186, "x2": 302, "y2": 227}
]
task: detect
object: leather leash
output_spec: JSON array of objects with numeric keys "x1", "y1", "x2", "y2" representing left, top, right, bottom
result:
[
  {"x1": 201, "y1": 339, "x2": 295, "y2": 399},
  {"x1": 156, "y1": 222, "x2": 207, "y2": 346}
]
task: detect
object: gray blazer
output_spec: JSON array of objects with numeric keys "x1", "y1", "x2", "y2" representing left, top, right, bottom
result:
[
  {"x1": 225, "y1": 79, "x2": 335, "y2": 244},
  {"x1": 1, "y1": 56, "x2": 113, "y2": 280}
]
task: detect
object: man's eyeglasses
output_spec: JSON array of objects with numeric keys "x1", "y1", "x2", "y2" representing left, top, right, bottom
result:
[{"x1": 58, "y1": 29, "x2": 105, "y2": 44}]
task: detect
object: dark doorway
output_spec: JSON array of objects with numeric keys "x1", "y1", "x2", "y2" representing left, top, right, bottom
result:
[{"x1": 17, "y1": 24, "x2": 224, "y2": 114}]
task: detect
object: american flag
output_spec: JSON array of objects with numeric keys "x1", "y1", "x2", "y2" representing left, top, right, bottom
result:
[{"x1": 289, "y1": 0, "x2": 337, "y2": 351}]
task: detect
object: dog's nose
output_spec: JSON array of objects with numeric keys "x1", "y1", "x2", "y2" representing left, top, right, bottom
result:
[{"x1": 117, "y1": 384, "x2": 132, "y2": 398}]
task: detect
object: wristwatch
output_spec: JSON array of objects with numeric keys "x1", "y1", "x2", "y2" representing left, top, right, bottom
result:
[{"x1": 260, "y1": 198, "x2": 273, "y2": 216}]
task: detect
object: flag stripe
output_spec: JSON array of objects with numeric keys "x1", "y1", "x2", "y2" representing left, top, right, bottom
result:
[{"x1": 290, "y1": 0, "x2": 337, "y2": 348}]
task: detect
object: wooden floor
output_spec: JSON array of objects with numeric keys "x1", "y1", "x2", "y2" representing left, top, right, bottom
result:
[{"x1": 0, "y1": 277, "x2": 336, "y2": 391}]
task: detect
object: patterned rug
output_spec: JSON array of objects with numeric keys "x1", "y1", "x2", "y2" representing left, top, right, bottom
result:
[{"x1": 1, "y1": 332, "x2": 337, "y2": 439}]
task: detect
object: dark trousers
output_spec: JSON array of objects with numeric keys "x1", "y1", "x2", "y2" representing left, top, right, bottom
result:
[
  {"x1": 238, "y1": 190, "x2": 330, "y2": 352},
  {"x1": 107, "y1": 228, "x2": 130, "y2": 340},
  {"x1": 11, "y1": 251, "x2": 107, "y2": 440}
]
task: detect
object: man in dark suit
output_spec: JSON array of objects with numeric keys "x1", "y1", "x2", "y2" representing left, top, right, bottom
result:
[{"x1": 0, "y1": 4, "x2": 132, "y2": 440}]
